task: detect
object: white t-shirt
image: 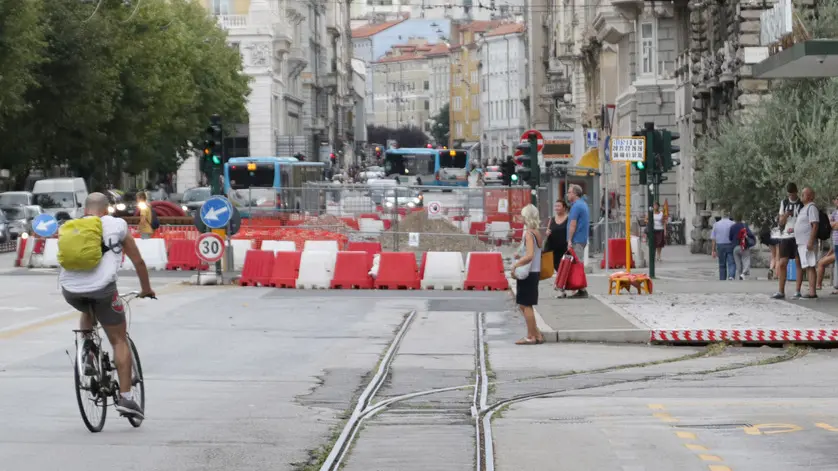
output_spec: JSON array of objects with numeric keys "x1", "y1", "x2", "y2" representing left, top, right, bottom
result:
[
  {"x1": 794, "y1": 202, "x2": 819, "y2": 246},
  {"x1": 777, "y1": 198, "x2": 803, "y2": 239},
  {"x1": 653, "y1": 211, "x2": 664, "y2": 231},
  {"x1": 59, "y1": 216, "x2": 128, "y2": 293}
]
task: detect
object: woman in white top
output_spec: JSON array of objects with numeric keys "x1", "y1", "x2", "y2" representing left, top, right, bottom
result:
[
  {"x1": 510, "y1": 204, "x2": 544, "y2": 345},
  {"x1": 647, "y1": 201, "x2": 666, "y2": 262}
]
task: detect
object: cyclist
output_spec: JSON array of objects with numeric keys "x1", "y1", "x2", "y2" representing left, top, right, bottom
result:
[{"x1": 58, "y1": 192, "x2": 155, "y2": 419}]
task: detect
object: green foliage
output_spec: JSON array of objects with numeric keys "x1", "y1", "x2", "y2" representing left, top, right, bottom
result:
[
  {"x1": 430, "y1": 103, "x2": 450, "y2": 146},
  {"x1": 0, "y1": 0, "x2": 250, "y2": 188},
  {"x1": 0, "y1": 0, "x2": 46, "y2": 129}
]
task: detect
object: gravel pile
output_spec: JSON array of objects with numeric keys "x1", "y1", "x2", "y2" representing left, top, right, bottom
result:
[{"x1": 381, "y1": 211, "x2": 493, "y2": 254}]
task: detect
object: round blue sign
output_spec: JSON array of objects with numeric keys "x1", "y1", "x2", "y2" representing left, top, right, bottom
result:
[
  {"x1": 200, "y1": 196, "x2": 233, "y2": 229},
  {"x1": 32, "y1": 213, "x2": 58, "y2": 237}
]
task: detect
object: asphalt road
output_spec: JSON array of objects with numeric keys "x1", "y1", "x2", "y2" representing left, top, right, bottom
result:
[{"x1": 1, "y1": 270, "x2": 837, "y2": 471}]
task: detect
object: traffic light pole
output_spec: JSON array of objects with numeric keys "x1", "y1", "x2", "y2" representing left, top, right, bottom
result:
[{"x1": 646, "y1": 127, "x2": 656, "y2": 279}]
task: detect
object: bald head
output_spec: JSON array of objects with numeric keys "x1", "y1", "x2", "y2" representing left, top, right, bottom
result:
[
  {"x1": 802, "y1": 187, "x2": 815, "y2": 203},
  {"x1": 85, "y1": 192, "x2": 110, "y2": 216}
]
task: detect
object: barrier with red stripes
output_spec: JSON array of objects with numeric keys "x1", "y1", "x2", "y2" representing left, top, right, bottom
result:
[
  {"x1": 651, "y1": 329, "x2": 838, "y2": 343},
  {"x1": 331, "y1": 251, "x2": 374, "y2": 289},
  {"x1": 375, "y1": 252, "x2": 420, "y2": 290},
  {"x1": 346, "y1": 241, "x2": 382, "y2": 265},
  {"x1": 166, "y1": 239, "x2": 209, "y2": 271},
  {"x1": 464, "y1": 252, "x2": 508, "y2": 291},
  {"x1": 269, "y1": 251, "x2": 302, "y2": 288},
  {"x1": 238, "y1": 250, "x2": 276, "y2": 286}
]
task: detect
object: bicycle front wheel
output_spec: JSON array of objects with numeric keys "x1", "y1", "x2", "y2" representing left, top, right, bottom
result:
[
  {"x1": 127, "y1": 336, "x2": 145, "y2": 428},
  {"x1": 74, "y1": 356, "x2": 107, "y2": 432}
]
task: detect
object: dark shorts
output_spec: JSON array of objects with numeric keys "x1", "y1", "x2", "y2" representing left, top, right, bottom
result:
[
  {"x1": 62, "y1": 282, "x2": 126, "y2": 326},
  {"x1": 778, "y1": 238, "x2": 799, "y2": 260},
  {"x1": 516, "y1": 272, "x2": 539, "y2": 307}
]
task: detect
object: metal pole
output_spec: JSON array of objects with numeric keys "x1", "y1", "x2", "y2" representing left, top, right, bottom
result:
[
  {"x1": 625, "y1": 161, "x2": 631, "y2": 274},
  {"x1": 604, "y1": 164, "x2": 609, "y2": 275}
]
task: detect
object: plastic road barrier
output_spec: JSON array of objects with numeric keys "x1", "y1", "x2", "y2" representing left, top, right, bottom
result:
[
  {"x1": 42, "y1": 239, "x2": 60, "y2": 268},
  {"x1": 464, "y1": 252, "x2": 508, "y2": 291},
  {"x1": 269, "y1": 251, "x2": 302, "y2": 288},
  {"x1": 421, "y1": 252, "x2": 465, "y2": 290},
  {"x1": 230, "y1": 239, "x2": 255, "y2": 271},
  {"x1": 374, "y1": 252, "x2": 420, "y2": 290},
  {"x1": 239, "y1": 249, "x2": 276, "y2": 286},
  {"x1": 296, "y1": 250, "x2": 338, "y2": 289},
  {"x1": 166, "y1": 239, "x2": 208, "y2": 271},
  {"x1": 304, "y1": 240, "x2": 339, "y2": 253},
  {"x1": 330, "y1": 251, "x2": 374, "y2": 289},
  {"x1": 261, "y1": 240, "x2": 297, "y2": 253},
  {"x1": 346, "y1": 241, "x2": 382, "y2": 264}
]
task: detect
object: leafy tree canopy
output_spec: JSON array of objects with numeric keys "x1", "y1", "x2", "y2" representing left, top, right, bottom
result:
[
  {"x1": 0, "y1": 0, "x2": 46, "y2": 129},
  {"x1": 367, "y1": 125, "x2": 429, "y2": 148},
  {"x1": 430, "y1": 103, "x2": 449, "y2": 146}
]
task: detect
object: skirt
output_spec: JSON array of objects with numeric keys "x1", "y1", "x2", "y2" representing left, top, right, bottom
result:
[
  {"x1": 654, "y1": 230, "x2": 666, "y2": 249},
  {"x1": 516, "y1": 271, "x2": 540, "y2": 307}
]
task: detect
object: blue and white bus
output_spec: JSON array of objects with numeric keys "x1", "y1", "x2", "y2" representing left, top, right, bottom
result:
[
  {"x1": 383, "y1": 148, "x2": 470, "y2": 187},
  {"x1": 223, "y1": 156, "x2": 326, "y2": 214}
]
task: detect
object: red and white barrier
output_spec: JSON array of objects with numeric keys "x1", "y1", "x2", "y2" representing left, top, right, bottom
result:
[
  {"x1": 651, "y1": 329, "x2": 838, "y2": 343},
  {"x1": 421, "y1": 252, "x2": 464, "y2": 290}
]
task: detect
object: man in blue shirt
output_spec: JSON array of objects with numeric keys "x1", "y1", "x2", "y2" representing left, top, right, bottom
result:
[
  {"x1": 566, "y1": 184, "x2": 590, "y2": 298},
  {"x1": 710, "y1": 212, "x2": 737, "y2": 280}
]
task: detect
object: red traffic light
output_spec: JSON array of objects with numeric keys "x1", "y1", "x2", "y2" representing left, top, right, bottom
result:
[{"x1": 426, "y1": 144, "x2": 432, "y2": 148}]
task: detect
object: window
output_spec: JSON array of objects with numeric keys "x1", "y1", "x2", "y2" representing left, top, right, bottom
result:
[
  {"x1": 640, "y1": 21, "x2": 656, "y2": 75},
  {"x1": 424, "y1": 80, "x2": 429, "y2": 90},
  {"x1": 471, "y1": 122, "x2": 478, "y2": 136},
  {"x1": 454, "y1": 96, "x2": 462, "y2": 111},
  {"x1": 456, "y1": 122, "x2": 464, "y2": 137},
  {"x1": 471, "y1": 71, "x2": 478, "y2": 83},
  {"x1": 211, "y1": 0, "x2": 230, "y2": 15},
  {"x1": 471, "y1": 94, "x2": 478, "y2": 110},
  {"x1": 424, "y1": 100, "x2": 430, "y2": 110}
]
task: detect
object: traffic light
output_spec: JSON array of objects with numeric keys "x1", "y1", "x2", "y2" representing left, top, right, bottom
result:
[
  {"x1": 205, "y1": 115, "x2": 223, "y2": 195},
  {"x1": 631, "y1": 130, "x2": 647, "y2": 185},
  {"x1": 501, "y1": 157, "x2": 515, "y2": 185},
  {"x1": 662, "y1": 130, "x2": 680, "y2": 172},
  {"x1": 515, "y1": 142, "x2": 532, "y2": 185}
]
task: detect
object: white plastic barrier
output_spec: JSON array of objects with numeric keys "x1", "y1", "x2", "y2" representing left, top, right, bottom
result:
[
  {"x1": 304, "y1": 240, "x2": 339, "y2": 253},
  {"x1": 296, "y1": 250, "x2": 337, "y2": 289},
  {"x1": 359, "y1": 218, "x2": 384, "y2": 236},
  {"x1": 42, "y1": 239, "x2": 60, "y2": 268},
  {"x1": 261, "y1": 240, "x2": 297, "y2": 253},
  {"x1": 231, "y1": 239, "x2": 255, "y2": 270},
  {"x1": 120, "y1": 238, "x2": 167, "y2": 270},
  {"x1": 421, "y1": 252, "x2": 465, "y2": 290},
  {"x1": 487, "y1": 221, "x2": 511, "y2": 241}
]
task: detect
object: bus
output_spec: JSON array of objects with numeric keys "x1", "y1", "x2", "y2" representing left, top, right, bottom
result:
[
  {"x1": 223, "y1": 156, "x2": 326, "y2": 214},
  {"x1": 382, "y1": 148, "x2": 470, "y2": 187}
]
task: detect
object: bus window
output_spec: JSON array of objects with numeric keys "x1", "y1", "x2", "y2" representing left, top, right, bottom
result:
[
  {"x1": 228, "y1": 162, "x2": 275, "y2": 189},
  {"x1": 438, "y1": 151, "x2": 468, "y2": 169}
]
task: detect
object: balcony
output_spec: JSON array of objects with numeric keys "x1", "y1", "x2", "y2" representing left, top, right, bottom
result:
[
  {"x1": 216, "y1": 15, "x2": 248, "y2": 29},
  {"x1": 609, "y1": 0, "x2": 644, "y2": 15},
  {"x1": 320, "y1": 71, "x2": 338, "y2": 89},
  {"x1": 592, "y1": 9, "x2": 632, "y2": 45},
  {"x1": 215, "y1": 14, "x2": 292, "y2": 53},
  {"x1": 288, "y1": 47, "x2": 308, "y2": 69},
  {"x1": 547, "y1": 57, "x2": 568, "y2": 78}
]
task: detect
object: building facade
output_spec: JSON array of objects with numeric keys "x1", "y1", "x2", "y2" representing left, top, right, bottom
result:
[
  {"x1": 427, "y1": 44, "x2": 450, "y2": 128},
  {"x1": 477, "y1": 23, "x2": 526, "y2": 163}
]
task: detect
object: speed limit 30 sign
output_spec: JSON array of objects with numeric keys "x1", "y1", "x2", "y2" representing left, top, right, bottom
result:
[{"x1": 196, "y1": 232, "x2": 225, "y2": 263}]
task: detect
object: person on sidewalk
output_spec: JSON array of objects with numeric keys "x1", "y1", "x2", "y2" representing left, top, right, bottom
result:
[
  {"x1": 793, "y1": 187, "x2": 820, "y2": 299},
  {"x1": 816, "y1": 195, "x2": 838, "y2": 293},
  {"x1": 772, "y1": 183, "x2": 804, "y2": 299},
  {"x1": 710, "y1": 212, "x2": 736, "y2": 280},
  {"x1": 728, "y1": 214, "x2": 756, "y2": 280},
  {"x1": 566, "y1": 184, "x2": 590, "y2": 298},
  {"x1": 545, "y1": 199, "x2": 569, "y2": 298},
  {"x1": 646, "y1": 201, "x2": 667, "y2": 263},
  {"x1": 510, "y1": 204, "x2": 545, "y2": 345},
  {"x1": 136, "y1": 192, "x2": 153, "y2": 240}
]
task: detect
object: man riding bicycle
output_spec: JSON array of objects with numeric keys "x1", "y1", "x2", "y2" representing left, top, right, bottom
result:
[{"x1": 58, "y1": 193, "x2": 155, "y2": 419}]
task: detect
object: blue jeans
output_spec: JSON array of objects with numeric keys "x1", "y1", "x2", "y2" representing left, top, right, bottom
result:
[{"x1": 717, "y1": 243, "x2": 736, "y2": 280}]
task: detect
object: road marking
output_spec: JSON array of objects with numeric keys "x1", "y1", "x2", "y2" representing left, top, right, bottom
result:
[
  {"x1": 815, "y1": 423, "x2": 838, "y2": 432},
  {"x1": 699, "y1": 455, "x2": 722, "y2": 462},
  {"x1": 685, "y1": 444, "x2": 708, "y2": 451},
  {"x1": 653, "y1": 412, "x2": 678, "y2": 423},
  {"x1": 708, "y1": 466, "x2": 733, "y2": 471},
  {"x1": 676, "y1": 431, "x2": 697, "y2": 439},
  {"x1": 743, "y1": 424, "x2": 803, "y2": 435},
  {"x1": 648, "y1": 404, "x2": 665, "y2": 410}
]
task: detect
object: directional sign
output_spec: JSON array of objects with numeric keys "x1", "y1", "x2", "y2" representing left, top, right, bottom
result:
[
  {"x1": 32, "y1": 213, "x2": 58, "y2": 237},
  {"x1": 609, "y1": 137, "x2": 646, "y2": 162},
  {"x1": 586, "y1": 129, "x2": 599, "y2": 148},
  {"x1": 426, "y1": 201, "x2": 442, "y2": 219},
  {"x1": 604, "y1": 136, "x2": 611, "y2": 162},
  {"x1": 196, "y1": 232, "x2": 225, "y2": 263},
  {"x1": 200, "y1": 196, "x2": 233, "y2": 229}
]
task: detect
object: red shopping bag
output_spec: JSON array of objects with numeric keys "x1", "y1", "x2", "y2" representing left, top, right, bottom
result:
[{"x1": 555, "y1": 248, "x2": 588, "y2": 291}]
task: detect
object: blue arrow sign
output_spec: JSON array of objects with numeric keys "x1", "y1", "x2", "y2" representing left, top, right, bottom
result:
[
  {"x1": 200, "y1": 196, "x2": 233, "y2": 229},
  {"x1": 32, "y1": 213, "x2": 58, "y2": 237},
  {"x1": 201, "y1": 196, "x2": 233, "y2": 229},
  {"x1": 604, "y1": 136, "x2": 611, "y2": 162}
]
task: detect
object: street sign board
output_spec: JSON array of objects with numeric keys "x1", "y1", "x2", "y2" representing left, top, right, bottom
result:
[
  {"x1": 586, "y1": 129, "x2": 599, "y2": 148},
  {"x1": 609, "y1": 137, "x2": 646, "y2": 162},
  {"x1": 200, "y1": 196, "x2": 233, "y2": 229},
  {"x1": 32, "y1": 213, "x2": 58, "y2": 237},
  {"x1": 196, "y1": 232, "x2": 225, "y2": 263},
  {"x1": 408, "y1": 232, "x2": 420, "y2": 247},
  {"x1": 426, "y1": 201, "x2": 442, "y2": 219}
]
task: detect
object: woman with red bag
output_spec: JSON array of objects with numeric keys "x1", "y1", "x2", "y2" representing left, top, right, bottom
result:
[{"x1": 510, "y1": 205, "x2": 545, "y2": 345}]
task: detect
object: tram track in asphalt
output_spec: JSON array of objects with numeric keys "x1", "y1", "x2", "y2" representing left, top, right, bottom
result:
[{"x1": 313, "y1": 310, "x2": 809, "y2": 471}]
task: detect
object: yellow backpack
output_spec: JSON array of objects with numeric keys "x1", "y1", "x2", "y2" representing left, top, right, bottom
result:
[{"x1": 57, "y1": 217, "x2": 105, "y2": 271}]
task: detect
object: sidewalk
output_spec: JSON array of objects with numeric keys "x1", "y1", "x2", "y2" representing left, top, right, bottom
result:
[{"x1": 532, "y1": 245, "x2": 838, "y2": 344}]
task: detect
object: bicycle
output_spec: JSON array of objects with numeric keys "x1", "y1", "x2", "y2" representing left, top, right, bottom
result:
[{"x1": 71, "y1": 290, "x2": 152, "y2": 433}]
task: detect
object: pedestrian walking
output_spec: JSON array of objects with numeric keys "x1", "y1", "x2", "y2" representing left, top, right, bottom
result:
[
  {"x1": 710, "y1": 212, "x2": 736, "y2": 280},
  {"x1": 545, "y1": 199, "x2": 569, "y2": 298},
  {"x1": 510, "y1": 204, "x2": 544, "y2": 345},
  {"x1": 793, "y1": 187, "x2": 820, "y2": 299},
  {"x1": 772, "y1": 183, "x2": 804, "y2": 299},
  {"x1": 728, "y1": 213, "x2": 756, "y2": 280},
  {"x1": 136, "y1": 192, "x2": 153, "y2": 240},
  {"x1": 646, "y1": 201, "x2": 666, "y2": 263},
  {"x1": 566, "y1": 184, "x2": 590, "y2": 298},
  {"x1": 815, "y1": 195, "x2": 838, "y2": 293}
]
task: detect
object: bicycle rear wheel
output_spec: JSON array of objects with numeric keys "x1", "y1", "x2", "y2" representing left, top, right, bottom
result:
[
  {"x1": 127, "y1": 336, "x2": 145, "y2": 427},
  {"x1": 74, "y1": 355, "x2": 107, "y2": 432}
]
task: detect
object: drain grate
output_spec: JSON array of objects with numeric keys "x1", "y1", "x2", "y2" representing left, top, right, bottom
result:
[{"x1": 674, "y1": 423, "x2": 752, "y2": 429}]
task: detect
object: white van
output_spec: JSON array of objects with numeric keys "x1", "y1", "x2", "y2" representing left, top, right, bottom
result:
[{"x1": 32, "y1": 178, "x2": 88, "y2": 219}]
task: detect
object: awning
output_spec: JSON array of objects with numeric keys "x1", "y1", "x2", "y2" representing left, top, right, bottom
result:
[
  {"x1": 576, "y1": 148, "x2": 599, "y2": 170},
  {"x1": 754, "y1": 39, "x2": 838, "y2": 78}
]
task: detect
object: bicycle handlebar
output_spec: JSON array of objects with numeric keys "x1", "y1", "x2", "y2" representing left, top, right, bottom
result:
[{"x1": 121, "y1": 291, "x2": 157, "y2": 301}]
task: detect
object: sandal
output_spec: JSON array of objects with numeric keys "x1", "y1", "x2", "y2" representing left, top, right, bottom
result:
[
  {"x1": 831, "y1": 290, "x2": 838, "y2": 295},
  {"x1": 515, "y1": 337, "x2": 540, "y2": 345}
]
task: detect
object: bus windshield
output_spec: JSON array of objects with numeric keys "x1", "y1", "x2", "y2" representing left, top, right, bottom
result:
[
  {"x1": 384, "y1": 153, "x2": 435, "y2": 176},
  {"x1": 438, "y1": 150, "x2": 468, "y2": 169},
  {"x1": 227, "y1": 162, "x2": 276, "y2": 189}
]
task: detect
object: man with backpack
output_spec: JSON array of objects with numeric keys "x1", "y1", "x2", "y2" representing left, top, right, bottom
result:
[
  {"x1": 728, "y1": 214, "x2": 756, "y2": 280},
  {"x1": 772, "y1": 183, "x2": 804, "y2": 299},
  {"x1": 792, "y1": 187, "x2": 822, "y2": 299},
  {"x1": 57, "y1": 193, "x2": 155, "y2": 419}
]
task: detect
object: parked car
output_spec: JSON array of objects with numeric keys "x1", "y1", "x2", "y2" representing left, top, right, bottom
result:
[
  {"x1": 0, "y1": 191, "x2": 35, "y2": 206},
  {"x1": 483, "y1": 166, "x2": 503, "y2": 186},
  {"x1": 104, "y1": 190, "x2": 133, "y2": 217},
  {"x1": 180, "y1": 187, "x2": 212, "y2": 216},
  {"x1": 0, "y1": 209, "x2": 10, "y2": 243},
  {"x1": 382, "y1": 187, "x2": 423, "y2": 210},
  {"x1": 0, "y1": 205, "x2": 42, "y2": 239}
]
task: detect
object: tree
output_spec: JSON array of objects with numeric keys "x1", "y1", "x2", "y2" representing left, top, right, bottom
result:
[
  {"x1": 695, "y1": 1, "x2": 838, "y2": 229},
  {"x1": 0, "y1": 0, "x2": 46, "y2": 129},
  {"x1": 430, "y1": 103, "x2": 449, "y2": 146},
  {"x1": 366, "y1": 125, "x2": 428, "y2": 148}
]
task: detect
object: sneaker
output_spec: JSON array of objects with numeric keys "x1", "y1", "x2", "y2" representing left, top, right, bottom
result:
[
  {"x1": 570, "y1": 290, "x2": 589, "y2": 299},
  {"x1": 791, "y1": 292, "x2": 802, "y2": 300},
  {"x1": 771, "y1": 292, "x2": 785, "y2": 299},
  {"x1": 116, "y1": 397, "x2": 145, "y2": 419}
]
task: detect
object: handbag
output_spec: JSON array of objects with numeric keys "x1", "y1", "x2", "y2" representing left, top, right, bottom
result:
[
  {"x1": 513, "y1": 231, "x2": 533, "y2": 280},
  {"x1": 540, "y1": 251, "x2": 554, "y2": 280},
  {"x1": 555, "y1": 248, "x2": 587, "y2": 290}
]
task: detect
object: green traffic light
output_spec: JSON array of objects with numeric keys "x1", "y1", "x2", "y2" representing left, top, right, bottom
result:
[
  {"x1": 511, "y1": 174, "x2": 519, "y2": 181},
  {"x1": 636, "y1": 161, "x2": 645, "y2": 170},
  {"x1": 212, "y1": 155, "x2": 221, "y2": 165}
]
